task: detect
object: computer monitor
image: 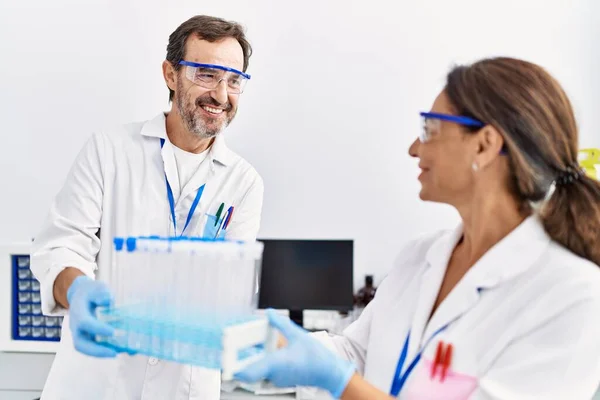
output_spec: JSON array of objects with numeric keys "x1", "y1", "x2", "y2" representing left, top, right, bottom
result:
[{"x1": 257, "y1": 239, "x2": 354, "y2": 327}]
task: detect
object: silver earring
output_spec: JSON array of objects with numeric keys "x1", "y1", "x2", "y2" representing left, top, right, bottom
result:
[{"x1": 472, "y1": 162, "x2": 479, "y2": 172}]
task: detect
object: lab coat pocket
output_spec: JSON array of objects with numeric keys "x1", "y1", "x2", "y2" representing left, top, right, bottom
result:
[
  {"x1": 203, "y1": 214, "x2": 226, "y2": 239},
  {"x1": 401, "y1": 357, "x2": 478, "y2": 400},
  {"x1": 188, "y1": 365, "x2": 221, "y2": 400}
]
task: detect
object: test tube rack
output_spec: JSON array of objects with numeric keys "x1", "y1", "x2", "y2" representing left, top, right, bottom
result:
[{"x1": 93, "y1": 236, "x2": 275, "y2": 380}]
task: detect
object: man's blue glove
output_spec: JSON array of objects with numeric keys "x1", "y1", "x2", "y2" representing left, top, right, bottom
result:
[
  {"x1": 66, "y1": 275, "x2": 117, "y2": 357},
  {"x1": 234, "y1": 309, "x2": 356, "y2": 399}
]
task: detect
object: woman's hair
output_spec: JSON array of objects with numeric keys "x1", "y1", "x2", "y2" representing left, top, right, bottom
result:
[{"x1": 445, "y1": 57, "x2": 600, "y2": 266}]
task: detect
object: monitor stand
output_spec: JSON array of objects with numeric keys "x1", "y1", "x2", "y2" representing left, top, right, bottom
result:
[{"x1": 289, "y1": 309, "x2": 304, "y2": 328}]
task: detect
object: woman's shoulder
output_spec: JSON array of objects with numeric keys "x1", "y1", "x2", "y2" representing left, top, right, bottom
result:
[{"x1": 539, "y1": 241, "x2": 600, "y2": 298}]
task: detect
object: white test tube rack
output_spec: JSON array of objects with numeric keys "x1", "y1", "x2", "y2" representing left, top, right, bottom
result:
[{"x1": 95, "y1": 236, "x2": 276, "y2": 380}]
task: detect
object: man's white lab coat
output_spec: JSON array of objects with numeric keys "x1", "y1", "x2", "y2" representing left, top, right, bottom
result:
[{"x1": 31, "y1": 113, "x2": 264, "y2": 400}]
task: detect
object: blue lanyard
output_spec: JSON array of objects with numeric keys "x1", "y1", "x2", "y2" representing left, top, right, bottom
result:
[
  {"x1": 160, "y1": 138, "x2": 205, "y2": 236},
  {"x1": 389, "y1": 325, "x2": 448, "y2": 397}
]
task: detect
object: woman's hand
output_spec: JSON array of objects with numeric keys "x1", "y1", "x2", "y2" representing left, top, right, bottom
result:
[{"x1": 235, "y1": 309, "x2": 356, "y2": 398}]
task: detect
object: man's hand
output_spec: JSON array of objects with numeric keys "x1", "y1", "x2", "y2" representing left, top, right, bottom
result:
[{"x1": 66, "y1": 275, "x2": 117, "y2": 357}]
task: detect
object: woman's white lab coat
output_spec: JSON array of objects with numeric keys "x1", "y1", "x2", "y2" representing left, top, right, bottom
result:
[
  {"x1": 318, "y1": 216, "x2": 600, "y2": 399},
  {"x1": 30, "y1": 113, "x2": 264, "y2": 400}
]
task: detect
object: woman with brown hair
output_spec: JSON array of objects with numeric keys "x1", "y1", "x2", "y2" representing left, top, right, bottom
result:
[{"x1": 236, "y1": 57, "x2": 600, "y2": 399}]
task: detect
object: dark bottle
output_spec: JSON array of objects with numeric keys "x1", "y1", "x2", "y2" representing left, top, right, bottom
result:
[{"x1": 354, "y1": 275, "x2": 377, "y2": 308}]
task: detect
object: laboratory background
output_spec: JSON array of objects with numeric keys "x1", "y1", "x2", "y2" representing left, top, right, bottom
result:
[{"x1": 0, "y1": 0, "x2": 599, "y2": 399}]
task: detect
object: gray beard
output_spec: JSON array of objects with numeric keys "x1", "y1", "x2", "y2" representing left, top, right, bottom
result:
[{"x1": 177, "y1": 99, "x2": 228, "y2": 139}]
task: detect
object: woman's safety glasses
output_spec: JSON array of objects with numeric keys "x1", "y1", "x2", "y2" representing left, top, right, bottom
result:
[{"x1": 419, "y1": 112, "x2": 485, "y2": 143}]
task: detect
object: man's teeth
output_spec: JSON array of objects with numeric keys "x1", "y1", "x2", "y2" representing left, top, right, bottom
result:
[{"x1": 202, "y1": 105, "x2": 224, "y2": 114}]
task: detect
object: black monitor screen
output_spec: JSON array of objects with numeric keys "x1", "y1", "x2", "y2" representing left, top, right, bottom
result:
[{"x1": 258, "y1": 239, "x2": 354, "y2": 311}]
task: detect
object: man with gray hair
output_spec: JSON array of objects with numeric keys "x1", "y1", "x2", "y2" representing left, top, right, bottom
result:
[{"x1": 31, "y1": 15, "x2": 263, "y2": 400}]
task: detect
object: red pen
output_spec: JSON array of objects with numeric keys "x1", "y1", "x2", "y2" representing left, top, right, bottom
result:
[
  {"x1": 440, "y1": 343, "x2": 453, "y2": 382},
  {"x1": 223, "y1": 206, "x2": 234, "y2": 229},
  {"x1": 430, "y1": 341, "x2": 444, "y2": 379}
]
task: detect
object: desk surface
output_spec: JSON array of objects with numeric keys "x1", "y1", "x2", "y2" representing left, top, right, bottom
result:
[
  {"x1": 0, "y1": 389, "x2": 295, "y2": 400},
  {"x1": 221, "y1": 389, "x2": 294, "y2": 399},
  {"x1": 222, "y1": 387, "x2": 331, "y2": 399}
]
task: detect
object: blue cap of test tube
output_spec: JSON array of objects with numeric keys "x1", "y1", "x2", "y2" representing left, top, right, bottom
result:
[{"x1": 112, "y1": 235, "x2": 244, "y2": 252}]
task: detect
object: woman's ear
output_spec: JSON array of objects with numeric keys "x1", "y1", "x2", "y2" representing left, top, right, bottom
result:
[{"x1": 474, "y1": 125, "x2": 505, "y2": 169}]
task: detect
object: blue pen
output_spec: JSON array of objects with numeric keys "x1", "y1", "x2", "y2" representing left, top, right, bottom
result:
[{"x1": 214, "y1": 208, "x2": 230, "y2": 239}]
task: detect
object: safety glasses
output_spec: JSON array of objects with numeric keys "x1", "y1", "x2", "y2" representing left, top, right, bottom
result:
[
  {"x1": 419, "y1": 112, "x2": 485, "y2": 143},
  {"x1": 179, "y1": 61, "x2": 251, "y2": 94}
]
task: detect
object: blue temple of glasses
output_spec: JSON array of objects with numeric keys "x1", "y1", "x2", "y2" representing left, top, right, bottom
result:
[
  {"x1": 420, "y1": 112, "x2": 484, "y2": 127},
  {"x1": 178, "y1": 61, "x2": 251, "y2": 80}
]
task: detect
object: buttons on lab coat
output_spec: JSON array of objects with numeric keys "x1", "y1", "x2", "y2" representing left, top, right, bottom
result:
[{"x1": 148, "y1": 357, "x2": 159, "y2": 366}]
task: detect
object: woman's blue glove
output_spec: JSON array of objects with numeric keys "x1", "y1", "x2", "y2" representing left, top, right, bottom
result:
[
  {"x1": 66, "y1": 275, "x2": 117, "y2": 357},
  {"x1": 234, "y1": 309, "x2": 356, "y2": 398}
]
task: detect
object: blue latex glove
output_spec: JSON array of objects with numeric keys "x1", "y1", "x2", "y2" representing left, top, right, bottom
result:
[
  {"x1": 235, "y1": 309, "x2": 356, "y2": 398},
  {"x1": 66, "y1": 275, "x2": 117, "y2": 357}
]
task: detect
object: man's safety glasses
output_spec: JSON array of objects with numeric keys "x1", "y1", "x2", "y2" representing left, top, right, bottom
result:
[{"x1": 179, "y1": 61, "x2": 251, "y2": 94}]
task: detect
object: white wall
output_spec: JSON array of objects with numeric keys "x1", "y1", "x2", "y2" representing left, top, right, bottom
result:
[
  {"x1": 0, "y1": 0, "x2": 599, "y2": 397},
  {"x1": 0, "y1": 0, "x2": 597, "y2": 288}
]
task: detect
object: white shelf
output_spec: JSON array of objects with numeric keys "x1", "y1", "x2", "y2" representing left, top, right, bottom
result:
[{"x1": 0, "y1": 340, "x2": 59, "y2": 353}]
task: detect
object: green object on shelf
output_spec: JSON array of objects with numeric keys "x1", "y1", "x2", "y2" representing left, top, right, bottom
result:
[{"x1": 579, "y1": 148, "x2": 599, "y2": 179}]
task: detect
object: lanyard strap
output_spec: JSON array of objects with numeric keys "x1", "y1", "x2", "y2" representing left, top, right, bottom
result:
[
  {"x1": 389, "y1": 324, "x2": 448, "y2": 396},
  {"x1": 160, "y1": 138, "x2": 205, "y2": 236}
]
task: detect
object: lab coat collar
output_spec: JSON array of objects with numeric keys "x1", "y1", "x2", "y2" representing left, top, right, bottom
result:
[
  {"x1": 140, "y1": 113, "x2": 168, "y2": 140},
  {"x1": 407, "y1": 227, "x2": 462, "y2": 354},
  {"x1": 419, "y1": 214, "x2": 551, "y2": 346},
  {"x1": 140, "y1": 112, "x2": 235, "y2": 166},
  {"x1": 460, "y1": 214, "x2": 551, "y2": 289},
  {"x1": 424, "y1": 214, "x2": 550, "y2": 289},
  {"x1": 209, "y1": 131, "x2": 235, "y2": 167},
  {"x1": 424, "y1": 224, "x2": 464, "y2": 271}
]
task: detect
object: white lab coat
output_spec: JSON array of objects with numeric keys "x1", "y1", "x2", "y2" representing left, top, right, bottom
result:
[
  {"x1": 30, "y1": 113, "x2": 264, "y2": 400},
  {"x1": 317, "y1": 215, "x2": 600, "y2": 399}
]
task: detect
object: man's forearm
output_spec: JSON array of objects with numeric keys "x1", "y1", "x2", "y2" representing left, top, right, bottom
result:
[{"x1": 53, "y1": 267, "x2": 85, "y2": 308}]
